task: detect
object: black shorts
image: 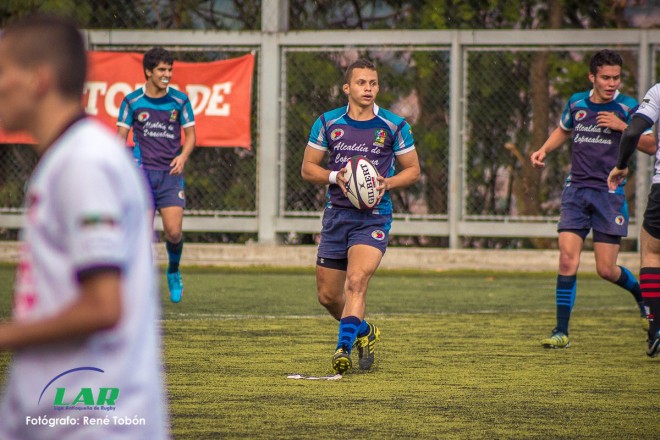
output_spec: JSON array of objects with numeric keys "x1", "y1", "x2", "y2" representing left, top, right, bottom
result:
[{"x1": 643, "y1": 183, "x2": 660, "y2": 239}]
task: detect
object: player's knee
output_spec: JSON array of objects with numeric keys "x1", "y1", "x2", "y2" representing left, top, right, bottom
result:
[
  {"x1": 558, "y1": 254, "x2": 579, "y2": 274},
  {"x1": 596, "y1": 264, "x2": 617, "y2": 281},
  {"x1": 317, "y1": 288, "x2": 338, "y2": 308},
  {"x1": 164, "y1": 230, "x2": 182, "y2": 243},
  {"x1": 344, "y1": 273, "x2": 368, "y2": 296}
]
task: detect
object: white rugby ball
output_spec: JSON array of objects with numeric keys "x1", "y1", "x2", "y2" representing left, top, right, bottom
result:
[{"x1": 343, "y1": 155, "x2": 380, "y2": 210}]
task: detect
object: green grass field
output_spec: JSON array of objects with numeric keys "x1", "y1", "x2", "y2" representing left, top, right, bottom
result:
[{"x1": 1, "y1": 264, "x2": 659, "y2": 439}]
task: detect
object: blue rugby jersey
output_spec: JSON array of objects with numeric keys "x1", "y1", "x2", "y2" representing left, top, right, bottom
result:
[
  {"x1": 117, "y1": 86, "x2": 195, "y2": 171},
  {"x1": 559, "y1": 89, "x2": 639, "y2": 190},
  {"x1": 307, "y1": 103, "x2": 416, "y2": 214}
]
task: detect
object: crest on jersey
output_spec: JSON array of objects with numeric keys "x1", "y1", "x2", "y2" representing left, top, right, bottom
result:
[
  {"x1": 371, "y1": 230, "x2": 385, "y2": 241},
  {"x1": 330, "y1": 128, "x2": 344, "y2": 141},
  {"x1": 615, "y1": 215, "x2": 625, "y2": 226},
  {"x1": 640, "y1": 98, "x2": 650, "y2": 109},
  {"x1": 138, "y1": 111, "x2": 150, "y2": 122},
  {"x1": 575, "y1": 110, "x2": 587, "y2": 121},
  {"x1": 373, "y1": 129, "x2": 386, "y2": 147},
  {"x1": 169, "y1": 109, "x2": 179, "y2": 122}
]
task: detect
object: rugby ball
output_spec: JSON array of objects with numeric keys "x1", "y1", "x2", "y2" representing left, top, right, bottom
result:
[{"x1": 343, "y1": 155, "x2": 380, "y2": 210}]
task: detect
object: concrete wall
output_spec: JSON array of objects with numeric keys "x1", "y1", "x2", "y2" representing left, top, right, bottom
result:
[{"x1": 0, "y1": 242, "x2": 640, "y2": 273}]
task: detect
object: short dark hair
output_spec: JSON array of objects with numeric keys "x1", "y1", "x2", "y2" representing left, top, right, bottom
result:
[
  {"x1": 143, "y1": 47, "x2": 174, "y2": 78},
  {"x1": 1, "y1": 14, "x2": 86, "y2": 99},
  {"x1": 343, "y1": 59, "x2": 377, "y2": 85},
  {"x1": 589, "y1": 49, "x2": 623, "y2": 75}
]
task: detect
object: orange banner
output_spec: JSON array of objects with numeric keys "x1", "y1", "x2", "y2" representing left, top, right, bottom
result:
[{"x1": 0, "y1": 51, "x2": 254, "y2": 148}]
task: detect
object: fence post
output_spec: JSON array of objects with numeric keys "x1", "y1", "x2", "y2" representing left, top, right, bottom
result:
[
  {"x1": 258, "y1": 0, "x2": 288, "y2": 244},
  {"x1": 448, "y1": 31, "x2": 463, "y2": 249}
]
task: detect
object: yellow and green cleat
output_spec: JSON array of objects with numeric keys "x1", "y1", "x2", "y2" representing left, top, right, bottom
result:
[
  {"x1": 541, "y1": 329, "x2": 570, "y2": 349},
  {"x1": 354, "y1": 323, "x2": 380, "y2": 370}
]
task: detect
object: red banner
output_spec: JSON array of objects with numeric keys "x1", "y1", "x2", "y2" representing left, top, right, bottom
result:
[{"x1": 0, "y1": 51, "x2": 254, "y2": 148}]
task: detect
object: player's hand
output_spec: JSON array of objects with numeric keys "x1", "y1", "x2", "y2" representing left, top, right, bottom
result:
[
  {"x1": 336, "y1": 167, "x2": 348, "y2": 196},
  {"x1": 597, "y1": 111, "x2": 626, "y2": 132},
  {"x1": 607, "y1": 167, "x2": 628, "y2": 191},
  {"x1": 169, "y1": 155, "x2": 186, "y2": 175},
  {"x1": 530, "y1": 149, "x2": 546, "y2": 168},
  {"x1": 375, "y1": 176, "x2": 388, "y2": 204}
]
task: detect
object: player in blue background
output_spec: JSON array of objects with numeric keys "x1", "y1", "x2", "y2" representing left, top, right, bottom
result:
[
  {"x1": 117, "y1": 47, "x2": 196, "y2": 303},
  {"x1": 301, "y1": 59, "x2": 420, "y2": 374},
  {"x1": 530, "y1": 49, "x2": 655, "y2": 349}
]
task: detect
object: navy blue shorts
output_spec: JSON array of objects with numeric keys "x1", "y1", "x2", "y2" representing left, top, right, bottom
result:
[
  {"x1": 143, "y1": 169, "x2": 185, "y2": 210},
  {"x1": 317, "y1": 207, "x2": 392, "y2": 259},
  {"x1": 558, "y1": 185, "x2": 628, "y2": 237}
]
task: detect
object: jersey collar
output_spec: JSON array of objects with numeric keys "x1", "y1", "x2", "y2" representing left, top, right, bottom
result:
[{"x1": 589, "y1": 88, "x2": 620, "y2": 101}]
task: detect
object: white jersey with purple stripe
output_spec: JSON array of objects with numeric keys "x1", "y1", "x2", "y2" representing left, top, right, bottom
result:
[
  {"x1": 633, "y1": 83, "x2": 660, "y2": 184},
  {"x1": 117, "y1": 85, "x2": 195, "y2": 171},
  {"x1": 559, "y1": 89, "x2": 640, "y2": 190},
  {"x1": 0, "y1": 117, "x2": 168, "y2": 439},
  {"x1": 307, "y1": 103, "x2": 415, "y2": 214}
]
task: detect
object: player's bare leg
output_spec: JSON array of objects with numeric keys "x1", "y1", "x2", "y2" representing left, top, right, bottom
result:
[
  {"x1": 594, "y1": 241, "x2": 647, "y2": 329},
  {"x1": 161, "y1": 206, "x2": 184, "y2": 303},
  {"x1": 331, "y1": 245, "x2": 383, "y2": 373},
  {"x1": 316, "y1": 266, "x2": 346, "y2": 320}
]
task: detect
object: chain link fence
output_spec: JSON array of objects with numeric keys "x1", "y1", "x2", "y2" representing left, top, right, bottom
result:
[
  {"x1": 282, "y1": 48, "x2": 450, "y2": 219},
  {"x1": 464, "y1": 47, "x2": 642, "y2": 220},
  {"x1": 1, "y1": 29, "x2": 660, "y2": 247}
]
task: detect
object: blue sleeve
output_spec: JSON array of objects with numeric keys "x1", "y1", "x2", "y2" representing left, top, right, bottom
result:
[
  {"x1": 180, "y1": 98, "x2": 195, "y2": 126},
  {"x1": 394, "y1": 121, "x2": 415, "y2": 155},
  {"x1": 117, "y1": 98, "x2": 133, "y2": 127},
  {"x1": 307, "y1": 116, "x2": 328, "y2": 149},
  {"x1": 559, "y1": 99, "x2": 573, "y2": 131}
]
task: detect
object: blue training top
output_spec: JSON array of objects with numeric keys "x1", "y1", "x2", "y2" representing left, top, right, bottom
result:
[
  {"x1": 117, "y1": 86, "x2": 195, "y2": 171},
  {"x1": 559, "y1": 89, "x2": 639, "y2": 190},
  {"x1": 307, "y1": 103, "x2": 416, "y2": 215}
]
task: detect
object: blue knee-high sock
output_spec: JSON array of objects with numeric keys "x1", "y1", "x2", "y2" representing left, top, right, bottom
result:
[
  {"x1": 556, "y1": 275, "x2": 577, "y2": 335},
  {"x1": 357, "y1": 319, "x2": 370, "y2": 338},
  {"x1": 166, "y1": 240, "x2": 183, "y2": 274},
  {"x1": 336, "y1": 316, "x2": 361, "y2": 353},
  {"x1": 615, "y1": 266, "x2": 645, "y2": 313}
]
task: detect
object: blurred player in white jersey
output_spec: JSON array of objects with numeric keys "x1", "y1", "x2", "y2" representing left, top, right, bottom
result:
[
  {"x1": 0, "y1": 15, "x2": 169, "y2": 438},
  {"x1": 609, "y1": 82, "x2": 660, "y2": 357},
  {"x1": 117, "y1": 47, "x2": 196, "y2": 303}
]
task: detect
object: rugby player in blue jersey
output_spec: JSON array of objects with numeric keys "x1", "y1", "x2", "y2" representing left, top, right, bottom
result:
[
  {"x1": 530, "y1": 50, "x2": 656, "y2": 349},
  {"x1": 301, "y1": 59, "x2": 420, "y2": 373},
  {"x1": 117, "y1": 47, "x2": 196, "y2": 303}
]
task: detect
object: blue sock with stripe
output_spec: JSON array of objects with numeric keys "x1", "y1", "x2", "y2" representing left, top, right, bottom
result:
[
  {"x1": 556, "y1": 274, "x2": 577, "y2": 335},
  {"x1": 166, "y1": 240, "x2": 183, "y2": 274},
  {"x1": 615, "y1": 265, "x2": 645, "y2": 314},
  {"x1": 357, "y1": 319, "x2": 370, "y2": 338},
  {"x1": 336, "y1": 316, "x2": 361, "y2": 353}
]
